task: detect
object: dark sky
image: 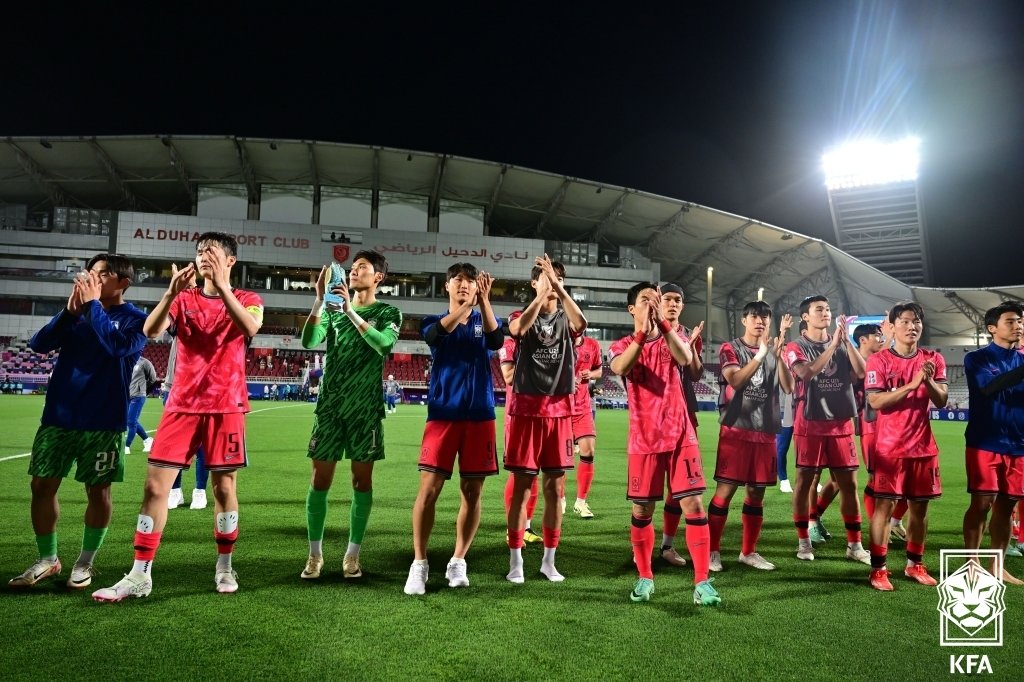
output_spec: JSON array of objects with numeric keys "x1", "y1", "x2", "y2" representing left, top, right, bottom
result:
[{"x1": 4, "y1": 2, "x2": 1022, "y2": 288}]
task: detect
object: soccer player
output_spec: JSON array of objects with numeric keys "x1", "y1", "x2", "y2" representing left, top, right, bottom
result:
[
  {"x1": 569, "y1": 332, "x2": 603, "y2": 519},
  {"x1": 9, "y1": 255, "x2": 147, "y2": 590},
  {"x1": 504, "y1": 255, "x2": 586, "y2": 583},
  {"x1": 707, "y1": 301, "x2": 794, "y2": 572},
  {"x1": 403, "y1": 263, "x2": 504, "y2": 594},
  {"x1": 864, "y1": 302, "x2": 947, "y2": 590},
  {"x1": 500, "y1": 335, "x2": 543, "y2": 543},
  {"x1": 162, "y1": 337, "x2": 209, "y2": 511},
  {"x1": 784, "y1": 295, "x2": 869, "y2": 564},
  {"x1": 610, "y1": 283, "x2": 719, "y2": 606},
  {"x1": 851, "y1": 324, "x2": 885, "y2": 521},
  {"x1": 93, "y1": 233, "x2": 263, "y2": 601},
  {"x1": 124, "y1": 355, "x2": 156, "y2": 455},
  {"x1": 384, "y1": 374, "x2": 402, "y2": 414},
  {"x1": 777, "y1": 389, "x2": 795, "y2": 493},
  {"x1": 962, "y1": 301, "x2": 1024, "y2": 584},
  {"x1": 656, "y1": 283, "x2": 705, "y2": 566},
  {"x1": 299, "y1": 250, "x2": 401, "y2": 581}
]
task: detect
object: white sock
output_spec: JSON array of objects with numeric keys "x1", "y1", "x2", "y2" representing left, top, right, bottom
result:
[
  {"x1": 799, "y1": 538, "x2": 812, "y2": 550},
  {"x1": 345, "y1": 542, "x2": 360, "y2": 557},
  {"x1": 217, "y1": 554, "x2": 232, "y2": 572},
  {"x1": 414, "y1": 558, "x2": 428, "y2": 568},
  {"x1": 132, "y1": 514, "x2": 156, "y2": 575},
  {"x1": 77, "y1": 550, "x2": 97, "y2": 566},
  {"x1": 309, "y1": 540, "x2": 323, "y2": 556},
  {"x1": 509, "y1": 547, "x2": 523, "y2": 567},
  {"x1": 132, "y1": 559, "x2": 152, "y2": 576},
  {"x1": 848, "y1": 541, "x2": 864, "y2": 551},
  {"x1": 575, "y1": 497, "x2": 586, "y2": 506},
  {"x1": 662, "y1": 534, "x2": 674, "y2": 549},
  {"x1": 542, "y1": 547, "x2": 557, "y2": 565},
  {"x1": 890, "y1": 518, "x2": 901, "y2": 526}
]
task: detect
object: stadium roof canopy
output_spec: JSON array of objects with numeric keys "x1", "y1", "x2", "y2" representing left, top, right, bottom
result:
[{"x1": 2, "y1": 135, "x2": 1021, "y2": 339}]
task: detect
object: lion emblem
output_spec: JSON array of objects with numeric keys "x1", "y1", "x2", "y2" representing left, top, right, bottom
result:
[{"x1": 936, "y1": 559, "x2": 1006, "y2": 636}]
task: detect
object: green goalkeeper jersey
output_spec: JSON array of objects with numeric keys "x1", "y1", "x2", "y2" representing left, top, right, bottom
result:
[{"x1": 303, "y1": 301, "x2": 402, "y2": 422}]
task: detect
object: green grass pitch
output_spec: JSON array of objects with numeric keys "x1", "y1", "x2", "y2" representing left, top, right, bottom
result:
[{"x1": 1, "y1": 395, "x2": 1021, "y2": 681}]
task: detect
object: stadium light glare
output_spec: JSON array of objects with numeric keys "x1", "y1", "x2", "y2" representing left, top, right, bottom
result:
[{"x1": 822, "y1": 137, "x2": 920, "y2": 190}]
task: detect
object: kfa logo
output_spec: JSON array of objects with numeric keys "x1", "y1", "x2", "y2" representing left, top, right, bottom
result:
[
  {"x1": 936, "y1": 549, "x2": 1005, "y2": 647},
  {"x1": 949, "y1": 655, "x2": 993, "y2": 674}
]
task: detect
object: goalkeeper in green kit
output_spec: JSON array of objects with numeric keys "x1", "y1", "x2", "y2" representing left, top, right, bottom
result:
[{"x1": 299, "y1": 251, "x2": 402, "y2": 581}]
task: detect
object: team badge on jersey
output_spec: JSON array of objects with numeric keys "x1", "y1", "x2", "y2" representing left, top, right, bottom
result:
[
  {"x1": 474, "y1": 324, "x2": 482, "y2": 337},
  {"x1": 867, "y1": 370, "x2": 877, "y2": 385}
]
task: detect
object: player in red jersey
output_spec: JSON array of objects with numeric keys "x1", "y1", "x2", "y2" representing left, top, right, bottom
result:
[
  {"x1": 610, "y1": 283, "x2": 719, "y2": 606},
  {"x1": 656, "y1": 283, "x2": 705, "y2": 567},
  {"x1": 94, "y1": 232, "x2": 263, "y2": 601},
  {"x1": 504, "y1": 256, "x2": 586, "y2": 583},
  {"x1": 784, "y1": 295, "x2": 869, "y2": 565},
  {"x1": 569, "y1": 334, "x2": 603, "y2": 518},
  {"x1": 707, "y1": 301, "x2": 794, "y2": 572},
  {"x1": 500, "y1": 336, "x2": 543, "y2": 543},
  {"x1": 864, "y1": 302, "x2": 947, "y2": 591}
]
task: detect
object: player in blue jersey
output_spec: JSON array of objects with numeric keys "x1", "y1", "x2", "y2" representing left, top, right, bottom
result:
[
  {"x1": 962, "y1": 301, "x2": 1024, "y2": 584},
  {"x1": 8, "y1": 254, "x2": 147, "y2": 590},
  {"x1": 404, "y1": 263, "x2": 504, "y2": 594}
]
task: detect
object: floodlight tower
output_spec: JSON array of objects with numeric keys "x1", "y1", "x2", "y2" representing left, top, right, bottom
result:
[{"x1": 822, "y1": 137, "x2": 931, "y2": 285}]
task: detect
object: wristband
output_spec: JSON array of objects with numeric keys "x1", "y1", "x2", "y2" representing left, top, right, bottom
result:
[
  {"x1": 657, "y1": 320, "x2": 672, "y2": 334},
  {"x1": 311, "y1": 298, "x2": 324, "y2": 317},
  {"x1": 633, "y1": 331, "x2": 648, "y2": 346}
]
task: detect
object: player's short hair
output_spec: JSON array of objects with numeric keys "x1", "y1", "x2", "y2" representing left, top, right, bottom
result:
[
  {"x1": 353, "y1": 250, "x2": 389, "y2": 282},
  {"x1": 626, "y1": 282, "x2": 659, "y2": 307},
  {"x1": 661, "y1": 283, "x2": 684, "y2": 300},
  {"x1": 446, "y1": 262, "x2": 479, "y2": 281},
  {"x1": 87, "y1": 253, "x2": 135, "y2": 288},
  {"x1": 741, "y1": 300, "x2": 772, "y2": 318},
  {"x1": 799, "y1": 295, "x2": 828, "y2": 316},
  {"x1": 888, "y1": 301, "x2": 924, "y2": 324},
  {"x1": 852, "y1": 323, "x2": 881, "y2": 346},
  {"x1": 196, "y1": 231, "x2": 237, "y2": 257},
  {"x1": 984, "y1": 301, "x2": 1024, "y2": 328},
  {"x1": 798, "y1": 320, "x2": 808, "y2": 332},
  {"x1": 531, "y1": 260, "x2": 566, "y2": 282}
]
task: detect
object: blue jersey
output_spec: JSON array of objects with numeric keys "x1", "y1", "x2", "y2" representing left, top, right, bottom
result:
[
  {"x1": 964, "y1": 343, "x2": 1024, "y2": 455},
  {"x1": 30, "y1": 300, "x2": 148, "y2": 431},
  {"x1": 421, "y1": 309, "x2": 503, "y2": 421}
]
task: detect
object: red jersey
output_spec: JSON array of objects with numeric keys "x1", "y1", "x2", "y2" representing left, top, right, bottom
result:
[
  {"x1": 498, "y1": 336, "x2": 517, "y2": 411},
  {"x1": 164, "y1": 287, "x2": 263, "y2": 414},
  {"x1": 572, "y1": 336, "x2": 602, "y2": 416},
  {"x1": 610, "y1": 332, "x2": 696, "y2": 455},
  {"x1": 864, "y1": 348, "x2": 947, "y2": 459}
]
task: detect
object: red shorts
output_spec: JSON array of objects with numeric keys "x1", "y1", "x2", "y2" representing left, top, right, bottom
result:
[
  {"x1": 713, "y1": 435, "x2": 776, "y2": 487},
  {"x1": 148, "y1": 412, "x2": 247, "y2": 472},
  {"x1": 872, "y1": 453, "x2": 941, "y2": 501},
  {"x1": 628, "y1": 443, "x2": 705, "y2": 503},
  {"x1": 571, "y1": 411, "x2": 596, "y2": 441},
  {"x1": 795, "y1": 434, "x2": 858, "y2": 472},
  {"x1": 504, "y1": 415, "x2": 574, "y2": 476},
  {"x1": 418, "y1": 420, "x2": 498, "y2": 479},
  {"x1": 966, "y1": 448, "x2": 1024, "y2": 500},
  {"x1": 859, "y1": 432, "x2": 876, "y2": 473}
]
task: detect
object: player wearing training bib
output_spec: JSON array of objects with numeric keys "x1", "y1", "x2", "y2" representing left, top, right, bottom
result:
[
  {"x1": 300, "y1": 250, "x2": 401, "y2": 581},
  {"x1": 962, "y1": 301, "x2": 1024, "y2": 585},
  {"x1": 610, "y1": 282, "x2": 719, "y2": 607},
  {"x1": 94, "y1": 232, "x2": 263, "y2": 602},
  {"x1": 403, "y1": 263, "x2": 504, "y2": 595},
  {"x1": 707, "y1": 301, "x2": 794, "y2": 573},
  {"x1": 9, "y1": 254, "x2": 147, "y2": 591},
  {"x1": 500, "y1": 336, "x2": 542, "y2": 543},
  {"x1": 783, "y1": 295, "x2": 869, "y2": 566},
  {"x1": 504, "y1": 256, "x2": 586, "y2": 584},
  {"x1": 569, "y1": 334, "x2": 602, "y2": 519},
  {"x1": 864, "y1": 302, "x2": 947, "y2": 591}
]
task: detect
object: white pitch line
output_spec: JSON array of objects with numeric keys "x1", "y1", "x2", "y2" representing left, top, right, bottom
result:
[{"x1": 0, "y1": 402, "x2": 312, "y2": 463}]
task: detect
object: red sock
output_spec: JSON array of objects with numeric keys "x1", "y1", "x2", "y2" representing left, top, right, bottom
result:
[
  {"x1": 133, "y1": 530, "x2": 162, "y2": 562},
  {"x1": 685, "y1": 513, "x2": 711, "y2": 584},
  {"x1": 576, "y1": 458, "x2": 595, "y2": 499},
  {"x1": 741, "y1": 498, "x2": 763, "y2": 555},
  {"x1": 842, "y1": 514, "x2": 862, "y2": 544},
  {"x1": 892, "y1": 498, "x2": 908, "y2": 521},
  {"x1": 542, "y1": 526, "x2": 561, "y2": 550},
  {"x1": 707, "y1": 496, "x2": 729, "y2": 552},
  {"x1": 507, "y1": 529, "x2": 524, "y2": 549},
  {"x1": 525, "y1": 478, "x2": 539, "y2": 522},
  {"x1": 631, "y1": 516, "x2": 654, "y2": 579},
  {"x1": 794, "y1": 514, "x2": 810, "y2": 540},
  {"x1": 906, "y1": 541, "x2": 925, "y2": 564},
  {"x1": 662, "y1": 503, "x2": 682, "y2": 541},
  {"x1": 1017, "y1": 501, "x2": 1024, "y2": 543},
  {"x1": 215, "y1": 528, "x2": 238, "y2": 554},
  {"x1": 864, "y1": 492, "x2": 875, "y2": 519},
  {"x1": 503, "y1": 476, "x2": 514, "y2": 515},
  {"x1": 816, "y1": 495, "x2": 832, "y2": 518},
  {"x1": 870, "y1": 543, "x2": 888, "y2": 569}
]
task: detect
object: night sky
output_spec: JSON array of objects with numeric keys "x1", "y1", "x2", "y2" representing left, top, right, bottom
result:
[{"x1": 4, "y1": 2, "x2": 1022, "y2": 288}]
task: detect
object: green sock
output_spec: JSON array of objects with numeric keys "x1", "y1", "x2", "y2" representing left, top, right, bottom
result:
[
  {"x1": 82, "y1": 526, "x2": 108, "y2": 553},
  {"x1": 349, "y1": 489, "x2": 373, "y2": 545},
  {"x1": 306, "y1": 487, "x2": 328, "y2": 543},
  {"x1": 36, "y1": 532, "x2": 57, "y2": 560}
]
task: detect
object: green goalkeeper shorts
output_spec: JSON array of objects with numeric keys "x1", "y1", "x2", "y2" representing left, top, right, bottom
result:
[
  {"x1": 306, "y1": 414, "x2": 385, "y2": 463},
  {"x1": 28, "y1": 425, "x2": 126, "y2": 486}
]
